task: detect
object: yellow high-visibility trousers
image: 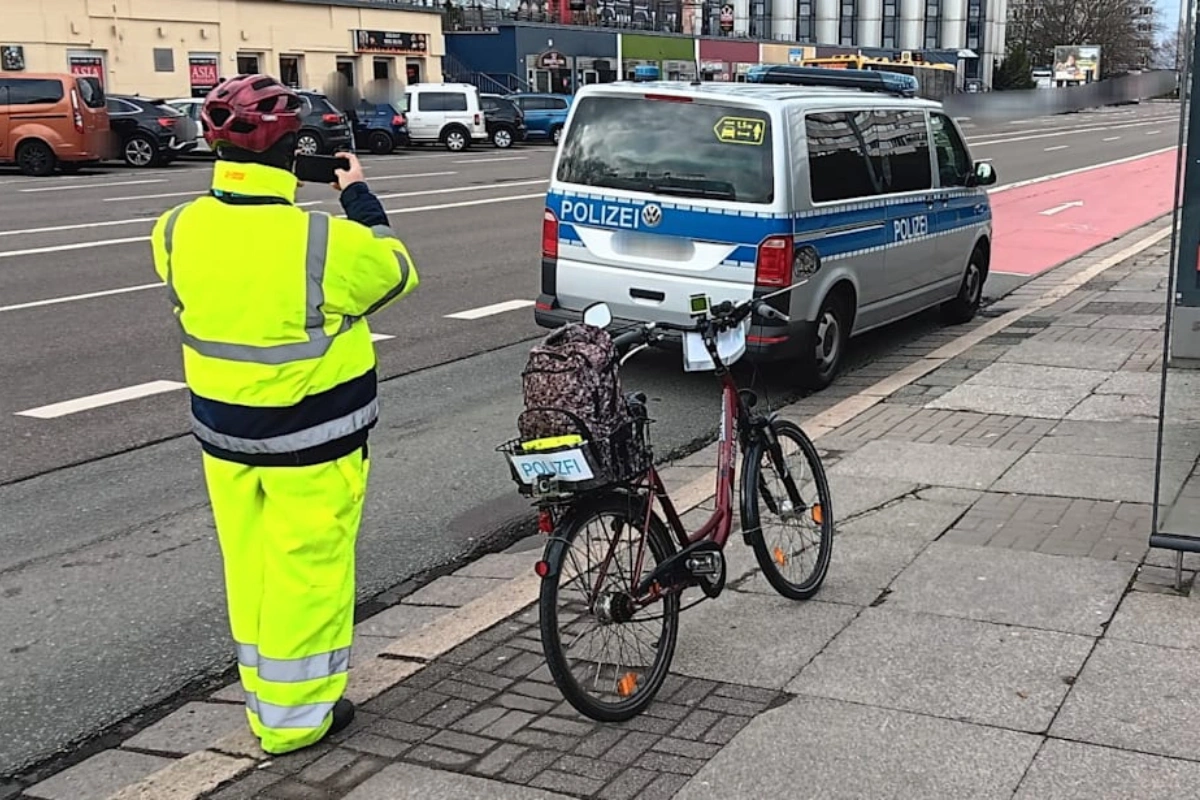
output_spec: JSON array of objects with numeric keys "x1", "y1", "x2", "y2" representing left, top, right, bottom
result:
[{"x1": 202, "y1": 446, "x2": 369, "y2": 755}]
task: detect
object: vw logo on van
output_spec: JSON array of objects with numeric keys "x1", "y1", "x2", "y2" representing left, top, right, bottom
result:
[{"x1": 640, "y1": 203, "x2": 663, "y2": 228}]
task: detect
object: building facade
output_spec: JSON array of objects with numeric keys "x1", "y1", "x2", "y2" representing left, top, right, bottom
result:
[{"x1": 1, "y1": 0, "x2": 445, "y2": 98}]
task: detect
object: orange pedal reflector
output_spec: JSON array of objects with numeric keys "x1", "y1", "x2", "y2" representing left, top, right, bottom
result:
[
  {"x1": 617, "y1": 672, "x2": 638, "y2": 697},
  {"x1": 811, "y1": 504, "x2": 824, "y2": 524},
  {"x1": 773, "y1": 546, "x2": 787, "y2": 567}
]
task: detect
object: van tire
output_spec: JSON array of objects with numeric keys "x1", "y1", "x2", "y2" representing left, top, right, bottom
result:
[
  {"x1": 16, "y1": 140, "x2": 56, "y2": 177},
  {"x1": 797, "y1": 293, "x2": 850, "y2": 391},
  {"x1": 367, "y1": 131, "x2": 394, "y2": 155},
  {"x1": 442, "y1": 125, "x2": 470, "y2": 152},
  {"x1": 550, "y1": 125, "x2": 563, "y2": 145},
  {"x1": 940, "y1": 248, "x2": 987, "y2": 324}
]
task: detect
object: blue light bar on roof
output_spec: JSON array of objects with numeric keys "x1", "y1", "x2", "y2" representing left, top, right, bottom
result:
[{"x1": 745, "y1": 65, "x2": 919, "y2": 97}]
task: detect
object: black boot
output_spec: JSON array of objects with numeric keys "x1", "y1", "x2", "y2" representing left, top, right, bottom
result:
[{"x1": 325, "y1": 698, "x2": 356, "y2": 740}]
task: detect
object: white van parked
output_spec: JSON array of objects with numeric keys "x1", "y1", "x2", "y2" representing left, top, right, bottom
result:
[
  {"x1": 402, "y1": 83, "x2": 489, "y2": 151},
  {"x1": 535, "y1": 66, "x2": 996, "y2": 389}
]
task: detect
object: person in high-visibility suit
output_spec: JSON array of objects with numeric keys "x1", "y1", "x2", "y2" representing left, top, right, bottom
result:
[{"x1": 149, "y1": 74, "x2": 418, "y2": 755}]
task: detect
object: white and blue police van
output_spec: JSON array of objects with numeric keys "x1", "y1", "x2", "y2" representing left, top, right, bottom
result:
[{"x1": 534, "y1": 65, "x2": 996, "y2": 388}]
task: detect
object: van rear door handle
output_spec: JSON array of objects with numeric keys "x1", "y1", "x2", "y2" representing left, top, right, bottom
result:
[{"x1": 630, "y1": 288, "x2": 665, "y2": 302}]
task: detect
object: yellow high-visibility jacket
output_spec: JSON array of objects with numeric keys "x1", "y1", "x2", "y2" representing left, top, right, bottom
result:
[{"x1": 150, "y1": 161, "x2": 418, "y2": 466}]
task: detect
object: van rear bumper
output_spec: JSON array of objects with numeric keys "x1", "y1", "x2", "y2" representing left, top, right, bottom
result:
[{"x1": 534, "y1": 297, "x2": 809, "y2": 364}]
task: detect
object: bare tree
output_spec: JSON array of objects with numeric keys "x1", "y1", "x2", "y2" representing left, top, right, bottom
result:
[{"x1": 1008, "y1": 0, "x2": 1161, "y2": 71}]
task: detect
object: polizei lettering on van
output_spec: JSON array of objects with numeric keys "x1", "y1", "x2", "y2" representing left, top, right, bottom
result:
[{"x1": 560, "y1": 198, "x2": 642, "y2": 230}]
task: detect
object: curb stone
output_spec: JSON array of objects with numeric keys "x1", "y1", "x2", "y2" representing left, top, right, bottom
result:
[{"x1": 37, "y1": 217, "x2": 1170, "y2": 800}]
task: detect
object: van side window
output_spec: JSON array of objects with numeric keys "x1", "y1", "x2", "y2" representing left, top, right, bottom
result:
[
  {"x1": 4, "y1": 78, "x2": 64, "y2": 105},
  {"x1": 805, "y1": 112, "x2": 881, "y2": 203},
  {"x1": 931, "y1": 113, "x2": 971, "y2": 187},
  {"x1": 77, "y1": 77, "x2": 106, "y2": 108},
  {"x1": 870, "y1": 109, "x2": 932, "y2": 193},
  {"x1": 418, "y1": 92, "x2": 468, "y2": 112}
]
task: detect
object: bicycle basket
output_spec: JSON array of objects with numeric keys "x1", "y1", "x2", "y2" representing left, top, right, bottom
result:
[{"x1": 498, "y1": 404, "x2": 653, "y2": 498}]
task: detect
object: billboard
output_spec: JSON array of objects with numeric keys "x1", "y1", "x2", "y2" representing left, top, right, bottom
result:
[{"x1": 1054, "y1": 45, "x2": 1101, "y2": 82}]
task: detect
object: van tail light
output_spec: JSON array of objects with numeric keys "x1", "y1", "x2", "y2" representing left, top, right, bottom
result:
[
  {"x1": 322, "y1": 113, "x2": 341, "y2": 124},
  {"x1": 542, "y1": 209, "x2": 559, "y2": 260},
  {"x1": 474, "y1": 112, "x2": 482, "y2": 126},
  {"x1": 70, "y1": 89, "x2": 84, "y2": 133},
  {"x1": 755, "y1": 235, "x2": 794, "y2": 288}
]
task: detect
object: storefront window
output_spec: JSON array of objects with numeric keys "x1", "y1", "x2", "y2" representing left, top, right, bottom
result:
[
  {"x1": 237, "y1": 53, "x2": 262, "y2": 74},
  {"x1": 279, "y1": 56, "x2": 302, "y2": 88}
]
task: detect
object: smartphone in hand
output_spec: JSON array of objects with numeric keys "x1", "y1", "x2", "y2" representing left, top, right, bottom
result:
[{"x1": 293, "y1": 154, "x2": 350, "y2": 185}]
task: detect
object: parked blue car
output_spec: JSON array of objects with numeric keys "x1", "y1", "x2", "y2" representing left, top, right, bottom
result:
[
  {"x1": 505, "y1": 94, "x2": 572, "y2": 144},
  {"x1": 349, "y1": 101, "x2": 410, "y2": 154}
]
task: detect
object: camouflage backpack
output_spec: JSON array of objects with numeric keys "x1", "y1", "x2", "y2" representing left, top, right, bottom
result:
[{"x1": 518, "y1": 322, "x2": 630, "y2": 445}]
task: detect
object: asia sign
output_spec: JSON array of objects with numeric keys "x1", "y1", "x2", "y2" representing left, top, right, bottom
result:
[
  {"x1": 189, "y1": 56, "x2": 220, "y2": 97},
  {"x1": 1053, "y1": 45, "x2": 1101, "y2": 82},
  {"x1": 68, "y1": 55, "x2": 105, "y2": 87},
  {"x1": 352, "y1": 29, "x2": 429, "y2": 55}
]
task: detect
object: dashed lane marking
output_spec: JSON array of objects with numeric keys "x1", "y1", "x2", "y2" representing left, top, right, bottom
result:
[
  {"x1": 16, "y1": 381, "x2": 187, "y2": 419},
  {"x1": 445, "y1": 299, "x2": 535, "y2": 320},
  {"x1": 19, "y1": 179, "x2": 168, "y2": 193}
]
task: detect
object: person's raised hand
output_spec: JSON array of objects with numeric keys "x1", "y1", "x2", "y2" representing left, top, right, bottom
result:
[{"x1": 333, "y1": 151, "x2": 366, "y2": 192}]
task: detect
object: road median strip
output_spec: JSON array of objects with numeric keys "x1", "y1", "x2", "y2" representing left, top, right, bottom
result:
[{"x1": 90, "y1": 216, "x2": 1173, "y2": 800}]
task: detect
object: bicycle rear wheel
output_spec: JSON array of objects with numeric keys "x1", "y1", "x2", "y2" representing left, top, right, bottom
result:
[
  {"x1": 539, "y1": 493, "x2": 679, "y2": 721},
  {"x1": 740, "y1": 418, "x2": 833, "y2": 600}
]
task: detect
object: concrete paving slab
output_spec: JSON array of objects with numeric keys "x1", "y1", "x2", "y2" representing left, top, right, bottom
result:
[
  {"x1": 960, "y1": 363, "x2": 1109, "y2": 392},
  {"x1": 830, "y1": 440, "x2": 1020, "y2": 491},
  {"x1": 1095, "y1": 372, "x2": 1162, "y2": 396},
  {"x1": 926, "y1": 384, "x2": 1088, "y2": 419},
  {"x1": 991, "y1": 452, "x2": 1184, "y2": 504},
  {"x1": 840, "y1": 489, "x2": 980, "y2": 543},
  {"x1": 121, "y1": 701, "x2": 246, "y2": 757},
  {"x1": 1014, "y1": 738, "x2": 1200, "y2": 799},
  {"x1": 673, "y1": 695, "x2": 1039, "y2": 800},
  {"x1": 671, "y1": 593, "x2": 857, "y2": 689},
  {"x1": 886, "y1": 542, "x2": 1134, "y2": 636},
  {"x1": 454, "y1": 552, "x2": 538, "y2": 580},
  {"x1": 26, "y1": 750, "x2": 174, "y2": 800},
  {"x1": 789, "y1": 608, "x2": 1092, "y2": 732},
  {"x1": 1000, "y1": 340, "x2": 1130, "y2": 371},
  {"x1": 1032, "y1": 420, "x2": 1160, "y2": 460},
  {"x1": 1051, "y1": 638, "x2": 1200, "y2": 760},
  {"x1": 355, "y1": 603, "x2": 448, "y2": 639},
  {"x1": 1106, "y1": 591, "x2": 1200, "y2": 650},
  {"x1": 1066, "y1": 393, "x2": 1160, "y2": 422},
  {"x1": 343, "y1": 762, "x2": 573, "y2": 799},
  {"x1": 1087, "y1": 314, "x2": 1164, "y2": 330},
  {"x1": 739, "y1": 532, "x2": 924, "y2": 606},
  {"x1": 402, "y1": 575, "x2": 510, "y2": 608},
  {"x1": 824, "y1": 473, "x2": 920, "y2": 519}
]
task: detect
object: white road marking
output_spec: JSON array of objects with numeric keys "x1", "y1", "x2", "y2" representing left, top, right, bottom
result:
[
  {"x1": 1147, "y1": 130, "x2": 1162, "y2": 134},
  {"x1": 445, "y1": 299, "x2": 535, "y2": 320},
  {"x1": 101, "y1": 190, "x2": 204, "y2": 202},
  {"x1": 357, "y1": 170, "x2": 458, "y2": 182},
  {"x1": 16, "y1": 380, "x2": 187, "y2": 419},
  {"x1": 370, "y1": 333, "x2": 394, "y2": 342},
  {"x1": 0, "y1": 217, "x2": 154, "y2": 237},
  {"x1": 0, "y1": 237, "x2": 149, "y2": 259},
  {"x1": 1040, "y1": 200, "x2": 1084, "y2": 216},
  {"x1": 376, "y1": 179, "x2": 546, "y2": 201},
  {"x1": 454, "y1": 156, "x2": 527, "y2": 164},
  {"x1": 1044, "y1": 145, "x2": 1069, "y2": 151},
  {"x1": 19, "y1": 179, "x2": 168, "y2": 193},
  {"x1": 101, "y1": 171, "x2": 460, "y2": 202},
  {"x1": 0, "y1": 283, "x2": 162, "y2": 312},
  {"x1": 988, "y1": 147, "x2": 1175, "y2": 194},
  {"x1": 388, "y1": 192, "x2": 544, "y2": 215},
  {"x1": 970, "y1": 117, "x2": 1177, "y2": 147},
  {"x1": 1103, "y1": 136, "x2": 1122, "y2": 141}
]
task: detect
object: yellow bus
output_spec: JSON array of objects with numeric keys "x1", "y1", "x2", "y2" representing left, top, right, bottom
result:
[{"x1": 801, "y1": 54, "x2": 958, "y2": 101}]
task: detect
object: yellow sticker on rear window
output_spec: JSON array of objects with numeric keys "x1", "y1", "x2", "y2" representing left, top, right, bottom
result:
[{"x1": 713, "y1": 116, "x2": 765, "y2": 145}]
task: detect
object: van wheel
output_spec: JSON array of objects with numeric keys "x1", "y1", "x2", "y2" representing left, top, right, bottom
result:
[
  {"x1": 551, "y1": 125, "x2": 563, "y2": 145},
  {"x1": 16, "y1": 141, "x2": 56, "y2": 177},
  {"x1": 368, "y1": 131, "x2": 394, "y2": 155},
  {"x1": 940, "y1": 249, "x2": 986, "y2": 324},
  {"x1": 442, "y1": 126, "x2": 469, "y2": 152},
  {"x1": 798, "y1": 294, "x2": 849, "y2": 391}
]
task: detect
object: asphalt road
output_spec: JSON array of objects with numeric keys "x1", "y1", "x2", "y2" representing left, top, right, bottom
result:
[{"x1": 0, "y1": 101, "x2": 1181, "y2": 777}]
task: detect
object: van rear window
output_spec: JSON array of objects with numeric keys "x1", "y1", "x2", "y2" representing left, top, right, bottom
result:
[
  {"x1": 556, "y1": 95, "x2": 774, "y2": 205},
  {"x1": 77, "y1": 77, "x2": 106, "y2": 108}
]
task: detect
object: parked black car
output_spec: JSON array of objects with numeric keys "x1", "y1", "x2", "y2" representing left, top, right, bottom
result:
[
  {"x1": 480, "y1": 94, "x2": 527, "y2": 149},
  {"x1": 296, "y1": 91, "x2": 355, "y2": 155},
  {"x1": 105, "y1": 95, "x2": 197, "y2": 168},
  {"x1": 350, "y1": 102, "x2": 410, "y2": 154}
]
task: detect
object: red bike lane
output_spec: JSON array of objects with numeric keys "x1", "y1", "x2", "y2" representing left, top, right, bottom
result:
[{"x1": 989, "y1": 149, "x2": 1178, "y2": 277}]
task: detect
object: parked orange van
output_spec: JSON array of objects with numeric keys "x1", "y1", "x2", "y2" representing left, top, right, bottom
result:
[{"x1": 0, "y1": 72, "x2": 114, "y2": 175}]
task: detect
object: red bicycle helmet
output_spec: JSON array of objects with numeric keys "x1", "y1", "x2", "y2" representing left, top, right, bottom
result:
[{"x1": 201, "y1": 74, "x2": 303, "y2": 153}]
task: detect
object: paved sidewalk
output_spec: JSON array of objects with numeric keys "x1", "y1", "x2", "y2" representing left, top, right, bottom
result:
[{"x1": 20, "y1": 217, "x2": 1200, "y2": 800}]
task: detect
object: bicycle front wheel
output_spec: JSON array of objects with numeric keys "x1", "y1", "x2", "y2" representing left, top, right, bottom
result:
[
  {"x1": 539, "y1": 494, "x2": 680, "y2": 721},
  {"x1": 740, "y1": 418, "x2": 833, "y2": 600}
]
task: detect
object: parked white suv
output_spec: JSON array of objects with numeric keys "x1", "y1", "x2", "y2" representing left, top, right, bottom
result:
[{"x1": 403, "y1": 83, "x2": 489, "y2": 151}]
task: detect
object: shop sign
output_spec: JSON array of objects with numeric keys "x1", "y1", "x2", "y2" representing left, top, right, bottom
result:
[
  {"x1": 189, "y1": 56, "x2": 220, "y2": 97},
  {"x1": 719, "y1": 4, "x2": 734, "y2": 32},
  {"x1": 352, "y1": 29, "x2": 429, "y2": 55},
  {"x1": 68, "y1": 55, "x2": 105, "y2": 86},
  {"x1": 788, "y1": 48, "x2": 804, "y2": 63},
  {"x1": 537, "y1": 50, "x2": 569, "y2": 69},
  {"x1": 1, "y1": 45, "x2": 25, "y2": 71}
]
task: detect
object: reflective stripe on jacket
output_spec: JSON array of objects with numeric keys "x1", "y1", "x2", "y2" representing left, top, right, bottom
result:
[{"x1": 150, "y1": 161, "x2": 419, "y2": 466}]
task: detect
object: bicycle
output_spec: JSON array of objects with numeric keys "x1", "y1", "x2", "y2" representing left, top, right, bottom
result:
[{"x1": 499, "y1": 289, "x2": 834, "y2": 721}]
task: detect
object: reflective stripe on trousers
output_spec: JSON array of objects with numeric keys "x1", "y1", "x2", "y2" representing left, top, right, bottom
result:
[
  {"x1": 236, "y1": 641, "x2": 351, "y2": 683},
  {"x1": 245, "y1": 691, "x2": 336, "y2": 730}
]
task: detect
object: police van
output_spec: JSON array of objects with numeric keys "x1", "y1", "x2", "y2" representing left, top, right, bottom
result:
[{"x1": 534, "y1": 65, "x2": 996, "y2": 388}]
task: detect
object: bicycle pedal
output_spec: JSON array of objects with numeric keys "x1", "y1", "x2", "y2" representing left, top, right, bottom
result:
[{"x1": 685, "y1": 552, "x2": 723, "y2": 577}]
